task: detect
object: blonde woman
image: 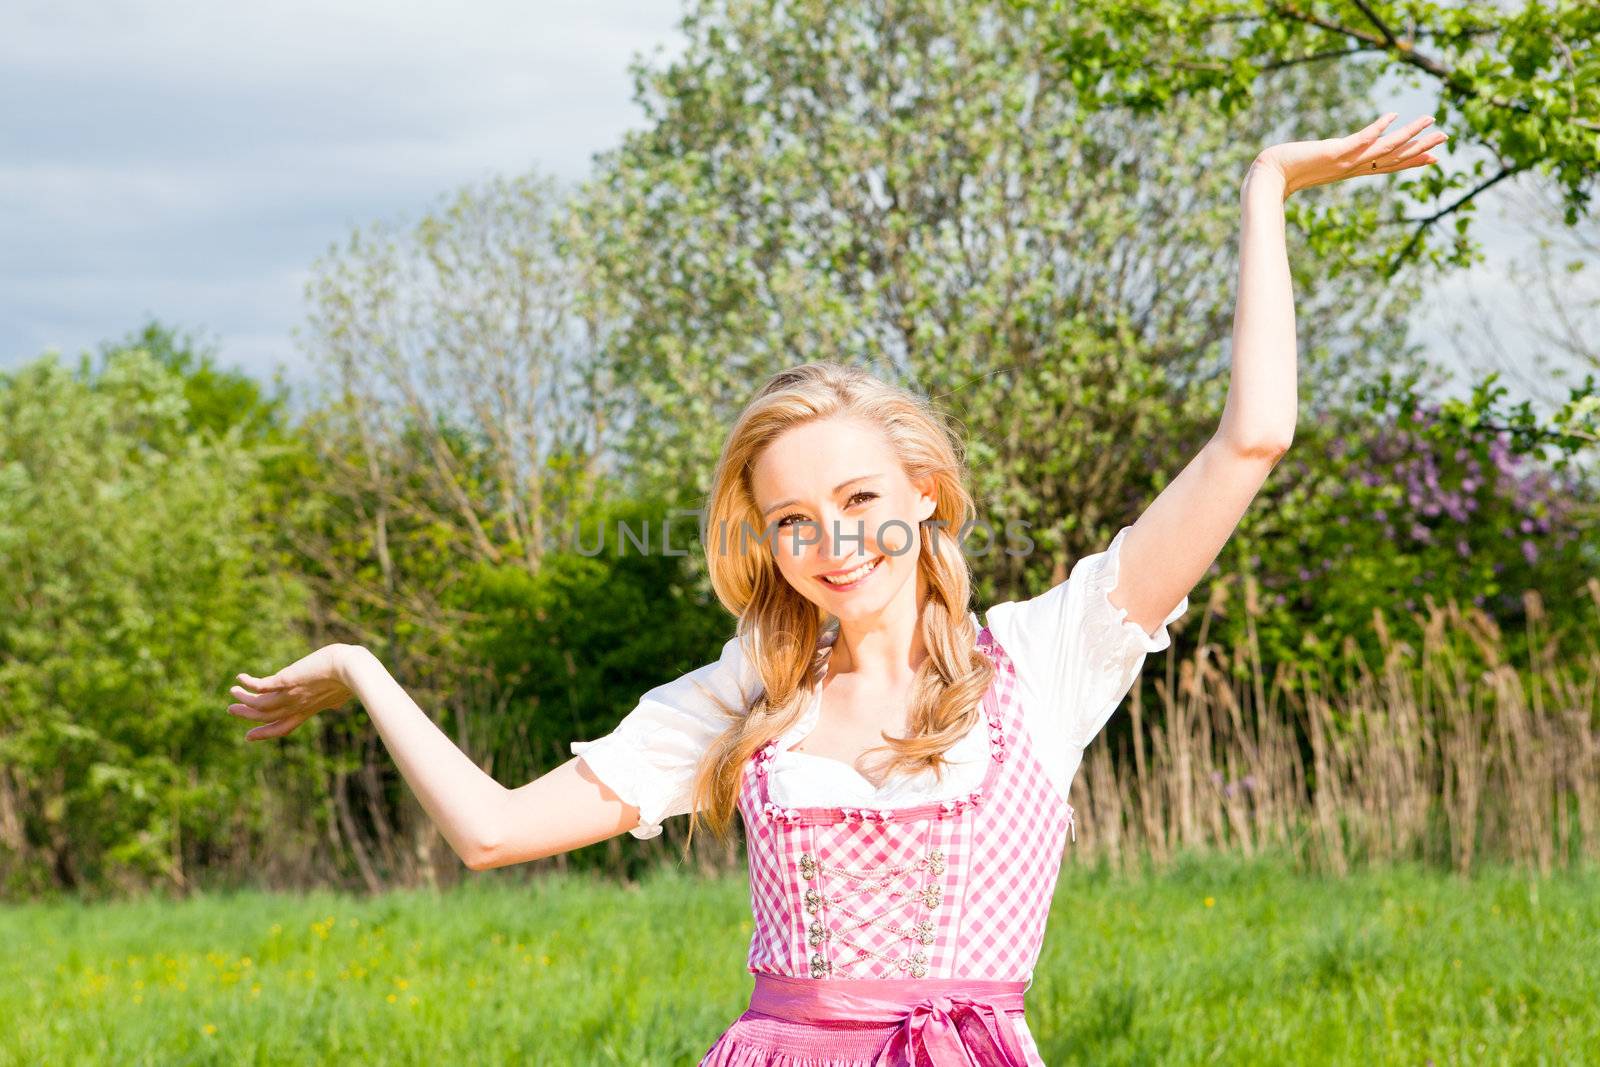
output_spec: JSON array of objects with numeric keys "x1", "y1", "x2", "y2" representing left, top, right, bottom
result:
[{"x1": 228, "y1": 114, "x2": 1446, "y2": 1064}]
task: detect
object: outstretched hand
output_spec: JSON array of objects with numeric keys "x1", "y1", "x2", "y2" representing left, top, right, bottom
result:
[
  {"x1": 227, "y1": 644, "x2": 361, "y2": 741},
  {"x1": 1255, "y1": 112, "x2": 1448, "y2": 198}
]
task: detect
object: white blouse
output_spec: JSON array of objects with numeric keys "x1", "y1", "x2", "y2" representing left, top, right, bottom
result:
[{"x1": 570, "y1": 525, "x2": 1188, "y2": 839}]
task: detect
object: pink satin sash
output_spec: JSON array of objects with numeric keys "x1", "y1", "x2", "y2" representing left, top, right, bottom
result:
[{"x1": 747, "y1": 972, "x2": 1031, "y2": 1066}]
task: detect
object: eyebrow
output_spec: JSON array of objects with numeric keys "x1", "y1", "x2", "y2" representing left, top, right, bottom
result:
[{"x1": 760, "y1": 474, "x2": 881, "y2": 517}]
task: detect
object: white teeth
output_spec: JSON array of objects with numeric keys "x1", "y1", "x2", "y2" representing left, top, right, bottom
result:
[{"x1": 821, "y1": 557, "x2": 881, "y2": 585}]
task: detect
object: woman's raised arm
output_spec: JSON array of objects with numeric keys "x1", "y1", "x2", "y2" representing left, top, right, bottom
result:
[
  {"x1": 227, "y1": 643, "x2": 646, "y2": 870},
  {"x1": 1107, "y1": 113, "x2": 1449, "y2": 636}
]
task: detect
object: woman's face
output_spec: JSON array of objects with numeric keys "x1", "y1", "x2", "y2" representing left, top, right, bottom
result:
[{"x1": 749, "y1": 416, "x2": 937, "y2": 623}]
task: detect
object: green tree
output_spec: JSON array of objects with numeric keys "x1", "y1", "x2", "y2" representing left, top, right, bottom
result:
[
  {"x1": 0, "y1": 342, "x2": 312, "y2": 896},
  {"x1": 453, "y1": 492, "x2": 733, "y2": 873},
  {"x1": 301, "y1": 170, "x2": 607, "y2": 580},
  {"x1": 98, "y1": 320, "x2": 293, "y2": 445},
  {"x1": 1019, "y1": 0, "x2": 1600, "y2": 277},
  {"x1": 564, "y1": 0, "x2": 1421, "y2": 604},
  {"x1": 288, "y1": 173, "x2": 735, "y2": 885}
]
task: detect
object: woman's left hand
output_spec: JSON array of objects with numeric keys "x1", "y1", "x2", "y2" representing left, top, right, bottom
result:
[{"x1": 1254, "y1": 112, "x2": 1448, "y2": 198}]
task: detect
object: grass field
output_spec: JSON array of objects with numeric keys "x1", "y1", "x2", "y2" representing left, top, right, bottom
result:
[{"x1": 5, "y1": 850, "x2": 1598, "y2": 1065}]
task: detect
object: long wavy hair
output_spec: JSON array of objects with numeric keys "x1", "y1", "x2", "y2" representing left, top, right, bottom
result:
[{"x1": 682, "y1": 361, "x2": 995, "y2": 851}]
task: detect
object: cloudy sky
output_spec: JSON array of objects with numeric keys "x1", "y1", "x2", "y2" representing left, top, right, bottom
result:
[
  {"x1": 2, "y1": 1, "x2": 688, "y2": 389},
  {"x1": 2, "y1": 1, "x2": 1582, "y2": 407}
]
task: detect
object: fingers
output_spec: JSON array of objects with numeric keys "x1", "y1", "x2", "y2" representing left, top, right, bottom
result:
[
  {"x1": 229, "y1": 667, "x2": 307, "y2": 738},
  {"x1": 230, "y1": 683, "x2": 293, "y2": 711},
  {"x1": 1368, "y1": 152, "x2": 1438, "y2": 175},
  {"x1": 238, "y1": 671, "x2": 281, "y2": 691},
  {"x1": 1386, "y1": 131, "x2": 1448, "y2": 166},
  {"x1": 245, "y1": 713, "x2": 308, "y2": 741},
  {"x1": 1357, "y1": 111, "x2": 1399, "y2": 138},
  {"x1": 1359, "y1": 115, "x2": 1443, "y2": 166},
  {"x1": 1369, "y1": 117, "x2": 1432, "y2": 158},
  {"x1": 227, "y1": 702, "x2": 278, "y2": 723},
  {"x1": 1368, "y1": 122, "x2": 1447, "y2": 172}
]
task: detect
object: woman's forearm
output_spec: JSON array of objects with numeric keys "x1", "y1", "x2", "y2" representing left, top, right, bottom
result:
[
  {"x1": 1217, "y1": 159, "x2": 1298, "y2": 454},
  {"x1": 338, "y1": 645, "x2": 506, "y2": 868}
]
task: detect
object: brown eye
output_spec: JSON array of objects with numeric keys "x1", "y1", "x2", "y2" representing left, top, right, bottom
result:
[{"x1": 777, "y1": 492, "x2": 874, "y2": 528}]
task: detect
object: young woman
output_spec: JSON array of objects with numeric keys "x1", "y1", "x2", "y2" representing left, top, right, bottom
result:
[{"x1": 228, "y1": 114, "x2": 1446, "y2": 1064}]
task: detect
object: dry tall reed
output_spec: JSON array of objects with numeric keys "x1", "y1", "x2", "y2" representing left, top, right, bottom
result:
[{"x1": 1067, "y1": 574, "x2": 1600, "y2": 878}]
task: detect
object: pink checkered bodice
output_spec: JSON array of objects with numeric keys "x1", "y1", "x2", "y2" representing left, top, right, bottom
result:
[{"x1": 737, "y1": 626, "x2": 1075, "y2": 983}]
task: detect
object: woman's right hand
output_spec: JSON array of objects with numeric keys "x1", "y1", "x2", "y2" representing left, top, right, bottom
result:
[{"x1": 227, "y1": 643, "x2": 362, "y2": 740}]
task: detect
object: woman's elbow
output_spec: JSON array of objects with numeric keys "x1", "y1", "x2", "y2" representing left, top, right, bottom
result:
[
  {"x1": 459, "y1": 800, "x2": 511, "y2": 871},
  {"x1": 462, "y1": 846, "x2": 501, "y2": 872},
  {"x1": 461, "y1": 761, "x2": 638, "y2": 869}
]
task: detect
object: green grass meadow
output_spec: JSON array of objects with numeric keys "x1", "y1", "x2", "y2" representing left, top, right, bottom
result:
[{"x1": 5, "y1": 851, "x2": 1598, "y2": 1065}]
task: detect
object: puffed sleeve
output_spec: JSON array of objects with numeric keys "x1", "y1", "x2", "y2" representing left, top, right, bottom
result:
[
  {"x1": 569, "y1": 633, "x2": 760, "y2": 840},
  {"x1": 984, "y1": 525, "x2": 1188, "y2": 752}
]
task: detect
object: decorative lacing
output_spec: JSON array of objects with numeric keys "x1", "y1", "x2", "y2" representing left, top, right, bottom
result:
[{"x1": 800, "y1": 847, "x2": 946, "y2": 979}]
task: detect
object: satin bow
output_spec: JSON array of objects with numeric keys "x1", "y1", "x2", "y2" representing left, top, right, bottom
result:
[
  {"x1": 741, "y1": 972, "x2": 1031, "y2": 1066},
  {"x1": 870, "y1": 992, "x2": 1030, "y2": 1066}
]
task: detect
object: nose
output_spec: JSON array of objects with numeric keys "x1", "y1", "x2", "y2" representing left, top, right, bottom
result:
[{"x1": 811, "y1": 512, "x2": 870, "y2": 566}]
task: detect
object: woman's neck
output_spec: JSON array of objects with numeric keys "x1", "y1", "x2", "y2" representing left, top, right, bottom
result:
[{"x1": 829, "y1": 599, "x2": 927, "y2": 687}]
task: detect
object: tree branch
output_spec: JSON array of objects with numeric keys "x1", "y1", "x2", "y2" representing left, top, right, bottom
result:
[
  {"x1": 1259, "y1": 46, "x2": 1385, "y2": 72},
  {"x1": 1270, "y1": 2, "x2": 1600, "y2": 134},
  {"x1": 1381, "y1": 163, "x2": 1527, "y2": 276}
]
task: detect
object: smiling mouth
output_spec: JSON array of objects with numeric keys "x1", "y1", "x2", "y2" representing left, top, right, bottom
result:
[{"x1": 818, "y1": 556, "x2": 884, "y2": 587}]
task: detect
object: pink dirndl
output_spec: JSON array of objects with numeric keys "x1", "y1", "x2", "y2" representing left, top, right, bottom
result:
[{"x1": 700, "y1": 626, "x2": 1076, "y2": 1066}]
